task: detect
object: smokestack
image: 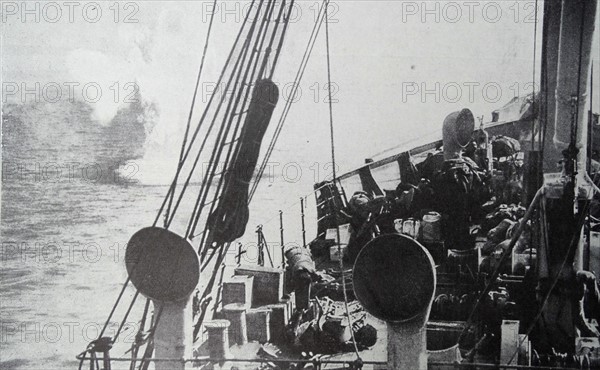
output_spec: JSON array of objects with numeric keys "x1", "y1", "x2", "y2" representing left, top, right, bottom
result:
[{"x1": 353, "y1": 234, "x2": 436, "y2": 370}]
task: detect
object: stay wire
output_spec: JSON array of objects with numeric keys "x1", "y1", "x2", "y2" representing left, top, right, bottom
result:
[
  {"x1": 152, "y1": 0, "x2": 256, "y2": 227},
  {"x1": 187, "y1": 0, "x2": 274, "y2": 240},
  {"x1": 572, "y1": 0, "x2": 588, "y2": 150},
  {"x1": 269, "y1": 0, "x2": 295, "y2": 80},
  {"x1": 137, "y1": 304, "x2": 164, "y2": 370},
  {"x1": 169, "y1": 8, "x2": 260, "y2": 230},
  {"x1": 531, "y1": 0, "x2": 538, "y2": 152},
  {"x1": 196, "y1": 0, "x2": 289, "y2": 235},
  {"x1": 194, "y1": 0, "x2": 293, "y2": 334},
  {"x1": 249, "y1": 0, "x2": 328, "y2": 200},
  {"x1": 98, "y1": 276, "x2": 131, "y2": 339},
  {"x1": 257, "y1": 0, "x2": 288, "y2": 79},
  {"x1": 165, "y1": 0, "x2": 219, "y2": 224},
  {"x1": 324, "y1": 1, "x2": 362, "y2": 361},
  {"x1": 167, "y1": 0, "x2": 262, "y2": 233},
  {"x1": 251, "y1": 0, "x2": 326, "y2": 199},
  {"x1": 97, "y1": 0, "x2": 255, "y2": 361},
  {"x1": 113, "y1": 290, "x2": 140, "y2": 343},
  {"x1": 87, "y1": 0, "x2": 263, "y2": 365},
  {"x1": 183, "y1": 27, "x2": 255, "y2": 238},
  {"x1": 128, "y1": 298, "x2": 150, "y2": 370},
  {"x1": 194, "y1": 0, "x2": 283, "y2": 245}
]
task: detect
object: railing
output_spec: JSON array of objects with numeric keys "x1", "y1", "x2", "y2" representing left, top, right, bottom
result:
[
  {"x1": 75, "y1": 353, "x2": 589, "y2": 370},
  {"x1": 335, "y1": 119, "x2": 528, "y2": 183}
]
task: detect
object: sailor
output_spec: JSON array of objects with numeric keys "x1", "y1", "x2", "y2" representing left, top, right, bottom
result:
[
  {"x1": 345, "y1": 191, "x2": 387, "y2": 262},
  {"x1": 285, "y1": 246, "x2": 320, "y2": 310}
]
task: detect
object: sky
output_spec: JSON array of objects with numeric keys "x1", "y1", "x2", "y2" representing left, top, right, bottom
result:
[{"x1": 2, "y1": 0, "x2": 600, "y2": 188}]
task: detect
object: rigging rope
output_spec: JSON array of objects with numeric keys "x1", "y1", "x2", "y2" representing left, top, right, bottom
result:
[
  {"x1": 184, "y1": 25, "x2": 259, "y2": 238},
  {"x1": 531, "y1": 0, "x2": 538, "y2": 152},
  {"x1": 572, "y1": 0, "x2": 588, "y2": 151},
  {"x1": 112, "y1": 290, "x2": 140, "y2": 343},
  {"x1": 164, "y1": 0, "x2": 219, "y2": 225},
  {"x1": 268, "y1": 0, "x2": 295, "y2": 80},
  {"x1": 249, "y1": 0, "x2": 328, "y2": 201},
  {"x1": 323, "y1": 1, "x2": 362, "y2": 362},
  {"x1": 152, "y1": 0, "x2": 257, "y2": 227},
  {"x1": 206, "y1": 79, "x2": 280, "y2": 243},
  {"x1": 194, "y1": 0, "x2": 292, "y2": 248},
  {"x1": 136, "y1": 304, "x2": 164, "y2": 370},
  {"x1": 189, "y1": 0, "x2": 279, "y2": 241},
  {"x1": 538, "y1": 0, "x2": 549, "y2": 171},
  {"x1": 169, "y1": 3, "x2": 261, "y2": 232},
  {"x1": 128, "y1": 298, "x2": 150, "y2": 370},
  {"x1": 191, "y1": 1, "x2": 288, "y2": 336},
  {"x1": 195, "y1": 0, "x2": 287, "y2": 230},
  {"x1": 91, "y1": 1, "x2": 260, "y2": 364},
  {"x1": 90, "y1": 0, "x2": 298, "y2": 366}
]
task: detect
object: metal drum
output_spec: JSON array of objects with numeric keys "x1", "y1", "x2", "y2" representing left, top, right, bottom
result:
[{"x1": 421, "y1": 211, "x2": 442, "y2": 242}]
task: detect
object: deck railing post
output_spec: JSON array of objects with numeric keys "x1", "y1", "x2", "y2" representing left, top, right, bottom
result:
[
  {"x1": 300, "y1": 197, "x2": 307, "y2": 248},
  {"x1": 279, "y1": 210, "x2": 285, "y2": 268}
]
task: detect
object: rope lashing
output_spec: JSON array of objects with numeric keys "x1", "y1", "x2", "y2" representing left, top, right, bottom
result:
[
  {"x1": 206, "y1": 79, "x2": 279, "y2": 244},
  {"x1": 78, "y1": 337, "x2": 113, "y2": 370}
]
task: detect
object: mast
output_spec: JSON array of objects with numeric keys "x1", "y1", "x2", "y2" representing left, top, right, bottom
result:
[
  {"x1": 534, "y1": 0, "x2": 598, "y2": 353},
  {"x1": 552, "y1": 0, "x2": 598, "y2": 180}
]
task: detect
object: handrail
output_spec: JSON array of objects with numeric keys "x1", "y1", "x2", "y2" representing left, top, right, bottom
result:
[
  {"x1": 74, "y1": 353, "x2": 581, "y2": 369},
  {"x1": 335, "y1": 119, "x2": 528, "y2": 182}
]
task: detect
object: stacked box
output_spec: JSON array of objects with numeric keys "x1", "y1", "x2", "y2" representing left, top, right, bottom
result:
[
  {"x1": 222, "y1": 303, "x2": 248, "y2": 345},
  {"x1": 222, "y1": 275, "x2": 254, "y2": 309},
  {"x1": 203, "y1": 320, "x2": 231, "y2": 359},
  {"x1": 246, "y1": 308, "x2": 271, "y2": 343},
  {"x1": 264, "y1": 303, "x2": 288, "y2": 343},
  {"x1": 235, "y1": 265, "x2": 284, "y2": 307}
]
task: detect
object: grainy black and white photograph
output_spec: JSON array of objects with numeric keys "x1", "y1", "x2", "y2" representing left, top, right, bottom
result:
[{"x1": 1, "y1": 0, "x2": 600, "y2": 369}]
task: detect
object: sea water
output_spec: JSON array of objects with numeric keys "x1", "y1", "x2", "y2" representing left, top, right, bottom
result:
[{"x1": 1, "y1": 100, "x2": 317, "y2": 369}]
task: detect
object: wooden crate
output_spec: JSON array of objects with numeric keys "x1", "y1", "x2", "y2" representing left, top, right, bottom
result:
[
  {"x1": 264, "y1": 303, "x2": 288, "y2": 343},
  {"x1": 235, "y1": 265, "x2": 284, "y2": 307},
  {"x1": 222, "y1": 275, "x2": 254, "y2": 309},
  {"x1": 246, "y1": 308, "x2": 271, "y2": 343}
]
